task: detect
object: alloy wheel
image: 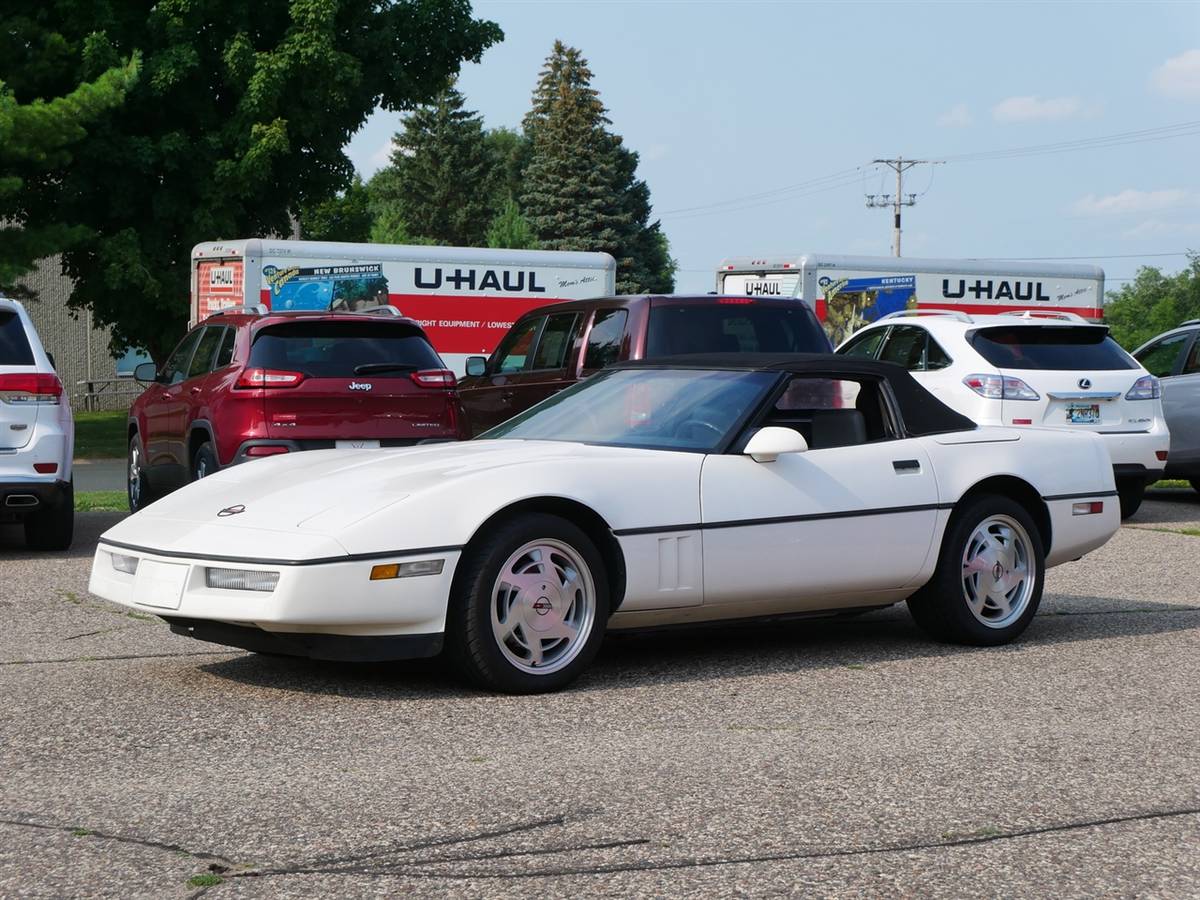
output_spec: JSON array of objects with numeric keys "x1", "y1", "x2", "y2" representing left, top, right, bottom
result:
[
  {"x1": 960, "y1": 514, "x2": 1037, "y2": 629},
  {"x1": 490, "y1": 539, "x2": 597, "y2": 675}
]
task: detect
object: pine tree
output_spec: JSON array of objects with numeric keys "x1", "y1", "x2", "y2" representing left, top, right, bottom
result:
[
  {"x1": 521, "y1": 44, "x2": 632, "y2": 263},
  {"x1": 520, "y1": 42, "x2": 674, "y2": 293},
  {"x1": 486, "y1": 199, "x2": 536, "y2": 249},
  {"x1": 381, "y1": 84, "x2": 495, "y2": 247}
]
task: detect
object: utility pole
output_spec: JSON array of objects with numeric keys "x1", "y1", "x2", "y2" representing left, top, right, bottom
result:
[{"x1": 865, "y1": 157, "x2": 938, "y2": 256}]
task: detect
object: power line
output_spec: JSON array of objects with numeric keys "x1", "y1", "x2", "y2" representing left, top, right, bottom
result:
[
  {"x1": 658, "y1": 166, "x2": 871, "y2": 217},
  {"x1": 934, "y1": 119, "x2": 1200, "y2": 163},
  {"x1": 652, "y1": 119, "x2": 1200, "y2": 224}
]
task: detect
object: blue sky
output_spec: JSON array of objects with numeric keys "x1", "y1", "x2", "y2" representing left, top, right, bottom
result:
[{"x1": 346, "y1": 0, "x2": 1200, "y2": 295}]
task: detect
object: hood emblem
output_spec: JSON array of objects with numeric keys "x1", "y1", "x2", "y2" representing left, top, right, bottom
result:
[
  {"x1": 217, "y1": 505, "x2": 246, "y2": 518},
  {"x1": 1078, "y1": 378, "x2": 1092, "y2": 390}
]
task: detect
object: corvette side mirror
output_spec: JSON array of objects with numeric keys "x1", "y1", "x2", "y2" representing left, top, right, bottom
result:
[
  {"x1": 743, "y1": 426, "x2": 808, "y2": 463},
  {"x1": 465, "y1": 356, "x2": 487, "y2": 377}
]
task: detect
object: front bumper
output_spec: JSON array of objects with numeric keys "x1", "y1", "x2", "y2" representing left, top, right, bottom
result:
[
  {"x1": 163, "y1": 617, "x2": 443, "y2": 661},
  {"x1": 89, "y1": 541, "x2": 461, "y2": 656}
]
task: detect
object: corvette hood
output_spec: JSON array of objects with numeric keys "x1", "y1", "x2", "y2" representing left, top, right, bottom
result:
[{"x1": 99, "y1": 441, "x2": 698, "y2": 561}]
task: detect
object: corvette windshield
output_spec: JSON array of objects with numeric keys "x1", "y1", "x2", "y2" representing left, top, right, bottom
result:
[{"x1": 480, "y1": 368, "x2": 777, "y2": 451}]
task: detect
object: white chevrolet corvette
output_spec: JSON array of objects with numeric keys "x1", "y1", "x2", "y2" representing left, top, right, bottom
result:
[{"x1": 90, "y1": 354, "x2": 1120, "y2": 693}]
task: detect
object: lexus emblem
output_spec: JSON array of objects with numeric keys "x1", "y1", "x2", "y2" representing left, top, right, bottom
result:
[
  {"x1": 1078, "y1": 378, "x2": 1092, "y2": 390},
  {"x1": 217, "y1": 505, "x2": 246, "y2": 517}
]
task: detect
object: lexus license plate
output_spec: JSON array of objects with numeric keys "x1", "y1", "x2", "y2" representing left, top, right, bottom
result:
[{"x1": 1066, "y1": 404, "x2": 1100, "y2": 424}]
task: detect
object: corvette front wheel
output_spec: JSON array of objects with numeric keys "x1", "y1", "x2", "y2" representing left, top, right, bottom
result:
[
  {"x1": 908, "y1": 495, "x2": 1044, "y2": 646},
  {"x1": 447, "y1": 514, "x2": 608, "y2": 693}
]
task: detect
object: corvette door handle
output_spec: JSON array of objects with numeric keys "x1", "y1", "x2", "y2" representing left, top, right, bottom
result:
[
  {"x1": 893, "y1": 459, "x2": 921, "y2": 473},
  {"x1": 500, "y1": 390, "x2": 515, "y2": 400}
]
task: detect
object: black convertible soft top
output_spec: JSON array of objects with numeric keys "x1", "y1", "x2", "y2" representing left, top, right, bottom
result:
[{"x1": 616, "y1": 352, "x2": 978, "y2": 437}]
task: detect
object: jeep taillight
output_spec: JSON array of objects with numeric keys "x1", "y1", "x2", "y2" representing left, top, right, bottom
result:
[
  {"x1": 0, "y1": 373, "x2": 63, "y2": 404},
  {"x1": 235, "y1": 368, "x2": 305, "y2": 389},
  {"x1": 410, "y1": 369, "x2": 456, "y2": 388}
]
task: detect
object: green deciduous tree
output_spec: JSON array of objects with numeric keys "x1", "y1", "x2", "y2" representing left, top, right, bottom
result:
[
  {"x1": 0, "y1": 54, "x2": 139, "y2": 294},
  {"x1": 299, "y1": 176, "x2": 373, "y2": 243},
  {"x1": 1104, "y1": 255, "x2": 1200, "y2": 350},
  {"x1": 0, "y1": 1, "x2": 500, "y2": 362},
  {"x1": 485, "y1": 198, "x2": 536, "y2": 249},
  {"x1": 520, "y1": 41, "x2": 674, "y2": 294},
  {"x1": 375, "y1": 83, "x2": 496, "y2": 247}
]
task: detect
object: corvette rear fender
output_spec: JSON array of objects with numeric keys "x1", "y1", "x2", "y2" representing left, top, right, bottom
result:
[
  {"x1": 952, "y1": 474, "x2": 1052, "y2": 556},
  {"x1": 458, "y1": 496, "x2": 628, "y2": 615}
]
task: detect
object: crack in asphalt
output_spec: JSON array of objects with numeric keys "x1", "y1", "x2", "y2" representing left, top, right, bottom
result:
[
  {"x1": 238, "y1": 805, "x2": 1200, "y2": 882},
  {"x1": 0, "y1": 650, "x2": 232, "y2": 667},
  {"x1": 3, "y1": 805, "x2": 1197, "y2": 888},
  {"x1": 1037, "y1": 606, "x2": 1200, "y2": 617},
  {"x1": 233, "y1": 813, "x2": 573, "y2": 877},
  {"x1": 0, "y1": 815, "x2": 236, "y2": 865}
]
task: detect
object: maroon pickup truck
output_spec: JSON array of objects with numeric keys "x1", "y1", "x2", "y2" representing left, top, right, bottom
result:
[{"x1": 457, "y1": 293, "x2": 831, "y2": 436}]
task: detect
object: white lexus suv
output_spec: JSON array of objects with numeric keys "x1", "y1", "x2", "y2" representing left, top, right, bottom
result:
[
  {"x1": 838, "y1": 310, "x2": 1168, "y2": 518},
  {"x1": 0, "y1": 297, "x2": 74, "y2": 549}
]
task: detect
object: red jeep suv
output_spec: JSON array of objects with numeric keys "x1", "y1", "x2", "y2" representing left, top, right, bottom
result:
[{"x1": 127, "y1": 306, "x2": 465, "y2": 511}]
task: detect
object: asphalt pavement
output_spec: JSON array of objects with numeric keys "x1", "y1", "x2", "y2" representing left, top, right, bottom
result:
[
  {"x1": 1, "y1": 489, "x2": 1198, "y2": 897},
  {"x1": 72, "y1": 459, "x2": 126, "y2": 493}
]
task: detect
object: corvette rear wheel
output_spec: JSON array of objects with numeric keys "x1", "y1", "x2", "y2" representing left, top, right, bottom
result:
[
  {"x1": 447, "y1": 513, "x2": 608, "y2": 693},
  {"x1": 907, "y1": 495, "x2": 1044, "y2": 646}
]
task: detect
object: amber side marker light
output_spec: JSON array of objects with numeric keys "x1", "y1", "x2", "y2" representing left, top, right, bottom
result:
[
  {"x1": 370, "y1": 560, "x2": 445, "y2": 580},
  {"x1": 1072, "y1": 501, "x2": 1104, "y2": 516}
]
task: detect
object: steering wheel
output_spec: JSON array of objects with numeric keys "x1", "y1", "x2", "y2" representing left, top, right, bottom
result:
[{"x1": 674, "y1": 418, "x2": 724, "y2": 442}]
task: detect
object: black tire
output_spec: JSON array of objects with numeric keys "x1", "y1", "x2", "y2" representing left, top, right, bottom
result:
[
  {"x1": 127, "y1": 434, "x2": 157, "y2": 513},
  {"x1": 24, "y1": 479, "x2": 74, "y2": 551},
  {"x1": 1116, "y1": 477, "x2": 1145, "y2": 519},
  {"x1": 445, "y1": 513, "x2": 609, "y2": 694},
  {"x1": 907, "y1": 494, "x2": 1045, "y2": 647},
  {"x1": 192, "y1": 442, "x2": 219, "y2": 481}
]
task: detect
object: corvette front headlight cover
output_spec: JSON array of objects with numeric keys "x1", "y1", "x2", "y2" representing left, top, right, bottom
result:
[{"x1": 205, "y1": 567, "x2": 280, "y2": 592}]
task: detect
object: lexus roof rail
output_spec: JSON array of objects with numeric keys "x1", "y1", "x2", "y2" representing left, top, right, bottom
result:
[
  {"x1": 997, "y1": 309, "x2": 1089, "y2": 323},
  {"x1": 1180, "y1": 318, "x2": 1200, "y2": 327},
  {"x1": 878, "y1": 309, "x2": 974, "y2": 324},
  {"x1": 205, "y1": 304, "x2": 268, "y2": 318}
]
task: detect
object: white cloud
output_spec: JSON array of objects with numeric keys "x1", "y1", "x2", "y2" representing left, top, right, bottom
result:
[
  {"x1": 369, "y1": 138, "x2": 396, "y2": 170},
  {"x1": 937, "y1": 103, "x2": 972, "y2": 127},
  {"x1": 1073, "y1": 188, "x2": 1194, "y2": 216},
  {"x1": 992, "y1": 95, "x2": 1088, "y2": 123},
  {"x1": 1151, "y1": 49, "x2": 1200, "y2": 100}
]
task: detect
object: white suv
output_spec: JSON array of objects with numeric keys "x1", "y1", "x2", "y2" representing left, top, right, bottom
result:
[
  {"x1": 0, "y1": 297, "x2": 74, "y2": 549},
  {"x1": 838, "y1": 310, "x2": 1168, "y2": 518}
]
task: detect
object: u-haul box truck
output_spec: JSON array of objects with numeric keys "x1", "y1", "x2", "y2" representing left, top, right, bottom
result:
[
  {"x1": 192, "y1": 240, "x2": 617, "y2": 373},
  {"x1": 716, "y1": 253, "x2": 1104, "y2": 346}
]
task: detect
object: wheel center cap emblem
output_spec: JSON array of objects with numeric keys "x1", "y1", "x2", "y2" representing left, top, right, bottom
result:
[
  {"x1": 992, "y1": 561, "x2": 1004, "y2": 581},
  {"x1": 532, "y1": 597, "x2": 553, "y2": 616},
  {"x1": 217, "y1": 504, "x2": 245, "y2": 517}
]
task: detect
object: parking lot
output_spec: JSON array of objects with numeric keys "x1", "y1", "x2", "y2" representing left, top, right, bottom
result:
[{"x1": 1, "y1": 490, "x2": 1197, "y2": 898}]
